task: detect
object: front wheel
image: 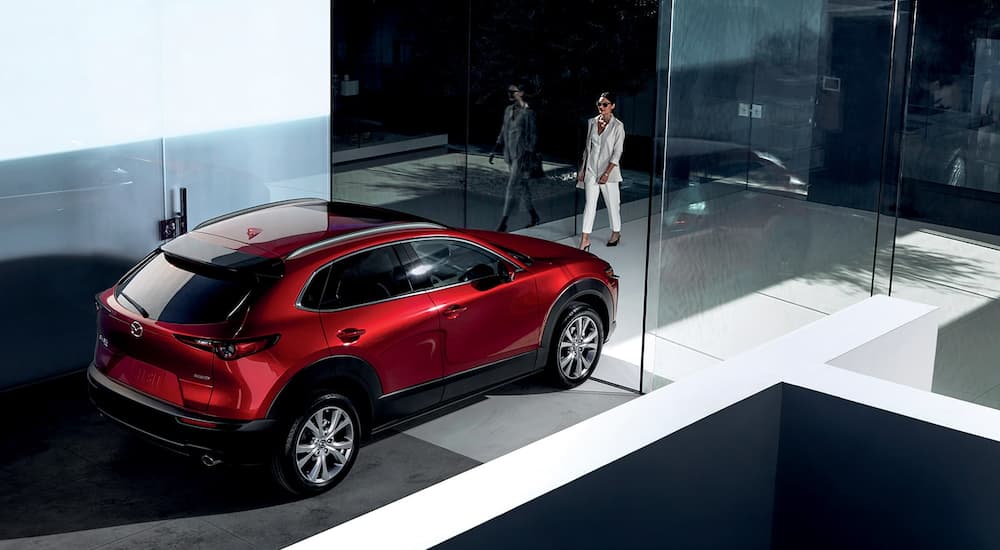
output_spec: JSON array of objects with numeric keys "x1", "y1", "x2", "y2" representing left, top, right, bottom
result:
[
  {"x1": 549, "y1": 303, "x2": 604, "y2": 388},
  {"x1": 271, "y1": 393, "x2": 360, "y2": 496}
]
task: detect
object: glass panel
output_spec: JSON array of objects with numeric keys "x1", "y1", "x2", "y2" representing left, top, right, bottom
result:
[
  {"x1": 891, "y1": 1, "x2": 1000, "y2": 410},
  {"x1": 468, "y1": 2, "x2": 659, "y2": 245},
  {"x1": 161, "y1": 1, "x2": 331, "y2": 228},
  {"x1": 332, "y1": 1, "x2": 468, "y2": 227},
  {"x1": 644, "y1": 0, "x2": 896, "y2": 390},
  {"x1": 332, "y1": 2, "x2": 657, "y2": 391},
  {"x1": 0, "y1": 2, "x2": 165, "y2": 388},
  {"x1": 468, "y1": 2, "x2": 659, "y2": 391}
]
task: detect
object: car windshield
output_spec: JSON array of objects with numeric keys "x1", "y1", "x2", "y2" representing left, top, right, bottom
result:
[{"x1": 116, "y1": 252, "x2": 257, "y2": 324}]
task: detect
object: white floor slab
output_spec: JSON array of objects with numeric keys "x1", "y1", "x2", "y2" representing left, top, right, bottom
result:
[
  {"x1": 889, "y1": 274, "x2": 1000, "y2": 407},
  {"x1": 403, "y1": 378, "x2": 634, "y2": 463},
  {"x1": 758, "y1": 276, "x2": 872, "y2": 316},
  {"x1": 655, "y1": 291, "x2": 826, "y2": 360},
  {"x1": 643, "y1": 333, "x2": 722, "y2": 392},
  {"x1": 893, "y1": 228, "x2": 1000, "y2": 299}
]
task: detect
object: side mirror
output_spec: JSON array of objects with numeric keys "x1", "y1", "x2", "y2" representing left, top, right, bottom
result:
[{"x1": 499, "y1": 262, "x2": 516, "y2": 283}]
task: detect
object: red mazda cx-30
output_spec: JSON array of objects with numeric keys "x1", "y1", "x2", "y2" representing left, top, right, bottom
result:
[{"x1": 88, "y1": 199, "x2": 618, "y2": 495}]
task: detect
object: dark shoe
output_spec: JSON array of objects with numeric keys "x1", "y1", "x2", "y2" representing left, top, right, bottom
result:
[
  {"x1": 607, "y1": 232, "x2": 621, "y2": 247},
  {"x1": 496, "y1": 216, "x2": 508, "y2": 232},
  {"x1": 528, "y1": 209, "x2": 541, "y2": 227}
]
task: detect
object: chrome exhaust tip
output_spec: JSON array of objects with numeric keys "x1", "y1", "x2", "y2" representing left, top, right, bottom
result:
[{"x1": 201, "y1": 454, "x2": 223, "y2": 467}]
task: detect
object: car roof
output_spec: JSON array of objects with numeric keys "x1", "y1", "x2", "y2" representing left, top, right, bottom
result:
[{"x1": 191, "y1": 199, "x2": 445, "y2": 259}]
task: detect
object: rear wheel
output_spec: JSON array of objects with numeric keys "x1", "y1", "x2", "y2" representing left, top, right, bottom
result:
[
  {"x1": 548, "y1": 302, "x2": 604, "y2": 388},
  {"x1": 271, "y1": 393, "x2": 360, "y2": 496}
]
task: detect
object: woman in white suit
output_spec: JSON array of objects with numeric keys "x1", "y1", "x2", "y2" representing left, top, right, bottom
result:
[{"x1": 577, "y1": 92, "x2": 624, "y2": 250}]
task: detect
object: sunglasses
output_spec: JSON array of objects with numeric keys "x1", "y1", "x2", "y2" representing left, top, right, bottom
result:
[
  {"x1": 508, "y1": 89, "x2": 520, "y2": 94},
  {"x1": 596, "y1": 102, "x2": 611, "y2": 107}
]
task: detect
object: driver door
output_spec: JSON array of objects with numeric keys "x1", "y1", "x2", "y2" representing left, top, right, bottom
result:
[{"x1": 397, "y1": 238, "x2": 541, "y2": 395}]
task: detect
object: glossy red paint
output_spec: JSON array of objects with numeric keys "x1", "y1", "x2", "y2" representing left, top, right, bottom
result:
[
  {"x1": 427, "y1": 269, "x2": 542, "y2": 376},
  {"x1": 89, "y1": 200, "x2": 618, "y2": 470},
  {"x1": 321, "y1": 292, "x2": 442, "y2": 393}
]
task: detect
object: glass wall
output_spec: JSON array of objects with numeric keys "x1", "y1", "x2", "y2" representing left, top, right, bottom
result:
[
  {"x1": 889, "y1": 0, "x2": 1000, "y2": 409},
  {"x1": 0, "y1": 1, "x2": 329, "y2": 389},
  {"x1": 331, "y1": 1, "x2": 659, "y2": 232},
  {"x1": 331, "y1": 1, "x2": 468, "y2": 226},
  {"x1": 643, "y1": 0, "x2": 901, "y2": 391},
  {"x1": 160, "y1": 1, "x2": 331, "y2": 228},
  {"x1": 333, "y1": 0, "x2": 660, "y2": 390},
  {"x1": 644, "y1": 0, "x2": 1000, "y2": 414}
]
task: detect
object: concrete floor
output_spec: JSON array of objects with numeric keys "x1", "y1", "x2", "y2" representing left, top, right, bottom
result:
[{"x1": 0, "y1": 374, "x2": 632, "y2": 550}]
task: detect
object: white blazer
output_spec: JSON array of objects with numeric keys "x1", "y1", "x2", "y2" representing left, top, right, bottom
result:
[{"x1": 580, "y1": 115, "x2": 625, "y2": 185}]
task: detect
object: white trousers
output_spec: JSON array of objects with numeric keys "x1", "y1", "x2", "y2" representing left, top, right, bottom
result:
[{"x1": 581, "y1": 176, "x2": 622, "y2": 234}]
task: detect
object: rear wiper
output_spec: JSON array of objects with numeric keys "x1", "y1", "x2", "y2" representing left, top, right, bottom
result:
[{"x1": 118, "y1": 291, "x2": 149, "y2": 318}]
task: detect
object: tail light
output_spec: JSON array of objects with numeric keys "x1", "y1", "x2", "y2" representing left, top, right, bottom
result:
[{"x1": 176, "y1": 334, "x2": 279, "y2": 360}]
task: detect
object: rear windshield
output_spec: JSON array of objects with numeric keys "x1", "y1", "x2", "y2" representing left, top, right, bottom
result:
[{"x1": 116, "y1": 252, "x2": 256, "y2": 324}]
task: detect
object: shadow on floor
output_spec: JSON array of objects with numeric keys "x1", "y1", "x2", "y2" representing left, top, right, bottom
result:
[
  {"x1": 0, "y1": 372, "x2": 480, "y2": 544},
  {"x1": 0, "y1": 372, "x2": 286, "y2": 539}
]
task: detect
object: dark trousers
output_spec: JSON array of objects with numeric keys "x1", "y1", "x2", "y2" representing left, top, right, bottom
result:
[{"x1": 501, "y1": 156, "x2": 534, "y2": 218}]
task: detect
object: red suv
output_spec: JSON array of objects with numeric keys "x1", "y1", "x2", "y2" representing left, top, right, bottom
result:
[{"x1": 88, "y1": 199, "x2": 618, "y2": 495}]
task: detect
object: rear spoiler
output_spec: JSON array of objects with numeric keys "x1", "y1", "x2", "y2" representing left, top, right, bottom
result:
[{"x1": 161, "y1": 233, "x2": 284, "y2": 279}]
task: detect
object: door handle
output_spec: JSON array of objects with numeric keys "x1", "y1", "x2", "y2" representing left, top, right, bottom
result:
[
  {"x1": 442, "y1": 304, "x2": 467, "y2": 320},
  {"x1": 336, "y1": 327, "x2": 366, "y2": 343}
]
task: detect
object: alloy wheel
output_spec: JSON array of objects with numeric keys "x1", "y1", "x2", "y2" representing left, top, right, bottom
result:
[
  {"x1": 558, "y1": 314, "x2": 599, "y2": 380},
  {"x1": 293, "y1": 405, "x2": 355, "y2": 484}
]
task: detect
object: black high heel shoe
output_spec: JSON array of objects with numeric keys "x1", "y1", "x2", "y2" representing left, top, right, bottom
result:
[
  {"x1": 528, "y1": 208, "x2": 541, "y2": 227},
  {"x1": 607, "y1": 233, "x2": 621, "y2": 247}
]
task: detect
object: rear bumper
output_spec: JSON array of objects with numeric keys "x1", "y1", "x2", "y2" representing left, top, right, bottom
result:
[{"x1": 87, "y1": 363, "x2": 279, "y2": 465}]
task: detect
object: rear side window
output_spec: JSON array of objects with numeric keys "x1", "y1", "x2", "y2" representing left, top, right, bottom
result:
[
  {"x1": 305, "y1": 246, "x2": 411, "y2": 310},
  {"x1": 117, "y1": 253, "x2": 256, "y2": 324}
]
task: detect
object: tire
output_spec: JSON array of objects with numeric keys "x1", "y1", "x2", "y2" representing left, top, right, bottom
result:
[
  {"x1": 548, "y1": 302, "x2": 604, "y2": 388},
  {"x1": 271, "y1": 393, "x2": 360, "y2": 496}
]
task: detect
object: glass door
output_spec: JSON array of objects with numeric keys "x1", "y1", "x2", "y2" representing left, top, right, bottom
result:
[{"x1": 643, "y1": 0, "x2": 897, "y2": 391}]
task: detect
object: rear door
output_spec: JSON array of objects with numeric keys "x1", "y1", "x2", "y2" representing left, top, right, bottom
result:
[{"x1": 313, "y1": 244, "x2": 444, "y2": 416}]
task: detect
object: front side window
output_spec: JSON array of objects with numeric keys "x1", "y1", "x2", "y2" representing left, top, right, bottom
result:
[
  {"x1": 403, "y1": 239, "x2": 503, "y2": 290},
  {"x1": 313, "y1": 246, "x2": 411, "y2": 310}
]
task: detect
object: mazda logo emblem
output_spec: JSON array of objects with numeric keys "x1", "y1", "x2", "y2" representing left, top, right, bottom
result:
[{"x1": 130, "y1": 321, "x2": 143, "y2": 338}]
